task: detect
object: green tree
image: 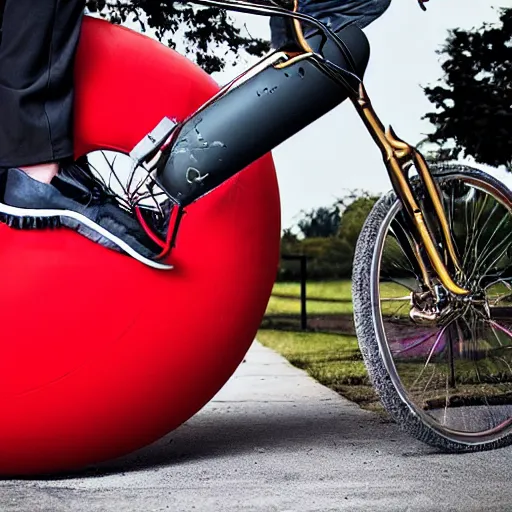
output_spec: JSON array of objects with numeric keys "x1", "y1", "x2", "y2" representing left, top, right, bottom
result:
[
  {"x1": 279, "y1": 228, "x2": 300, "y2": 258},
  {"x1": 86, "y1": 0, "x2": 270, "y2": 74},
  {"x1": 337, "y1": 194, "x2": 380, "y2": 247},
  {"x1": 277, "y1": 191, "x2": 381, "y2": 280},
  {"x1": 296, "y1": 205, "x2": 341, "y2": 239},
  {"x1": 422, "y1": 7, "x2": 512, "y2": 168},
  {"x1": 278, "y1": 236, "x2": 354, "y2": 280}
]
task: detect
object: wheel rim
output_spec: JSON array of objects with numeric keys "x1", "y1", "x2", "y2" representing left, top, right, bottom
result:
[{"x1": 373, "y1": 172, "x2": 512, "y2": 444}]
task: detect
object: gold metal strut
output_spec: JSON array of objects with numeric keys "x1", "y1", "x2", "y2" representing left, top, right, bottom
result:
[
  {"x1": 184, "y1": 6, "x2": 469, "y2": 296},
  {"x1": 265, "y1": 12, "x2": 468, "y2": 295},
  {"x1": 352, "y1": 84, "x2": 469, "y2": 296}
]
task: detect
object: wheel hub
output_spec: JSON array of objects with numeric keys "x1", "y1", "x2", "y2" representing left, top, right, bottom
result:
[{"x1": 409, "y1": 286, "x2": 490, "y2": 325}]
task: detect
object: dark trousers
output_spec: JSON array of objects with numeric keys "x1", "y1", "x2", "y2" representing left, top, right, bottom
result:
[
  {"x1": 270, "y1": 0, "x2": 391, "y2": 49},
  {"x1": 0, "y1": 0, "x2": 387, "y2": 168},
  {"x1": 0, "y1": 0, "x2": 85, "y2": 168}
]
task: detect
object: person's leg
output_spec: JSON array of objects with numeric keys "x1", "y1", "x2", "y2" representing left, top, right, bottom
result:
[
  {"x1": 0, "y1": 0, "x2": 85, "y2": 183},
  {"x1": 0, "y1": 0, "x2": 172, "y2": 268},
  {"x1": 301, "y1": 0, "x2": 391, "y2": 34},
  {"x1": 270, "y1": 0, "x2": 391, "y2": 49}
]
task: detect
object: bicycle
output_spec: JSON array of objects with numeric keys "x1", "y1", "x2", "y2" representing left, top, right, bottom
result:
[
  {"x1": 3, "y1": 0, "x2": 511, "y2": 465},
  {"x1": 120, "y1": 0, "x2": 512, "y2": 453}
]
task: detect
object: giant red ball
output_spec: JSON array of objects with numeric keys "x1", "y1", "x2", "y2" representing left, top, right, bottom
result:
[{"x1": 0, "y1": 16, "x2": 280, "y2": 475}]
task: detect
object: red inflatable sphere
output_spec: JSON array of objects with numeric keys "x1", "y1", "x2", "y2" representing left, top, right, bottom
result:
[{"x1": 0, "y1": 16, "x2": 280, "y2": 475}]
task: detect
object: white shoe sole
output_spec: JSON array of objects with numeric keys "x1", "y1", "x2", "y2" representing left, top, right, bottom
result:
[{"x1": 0, "y1": 202, "x2": 174, "y2": 271}]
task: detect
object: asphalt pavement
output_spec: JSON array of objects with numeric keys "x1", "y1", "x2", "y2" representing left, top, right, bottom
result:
[{"x1": 1, "y1": 341, "x2": 512, "y2": 511}]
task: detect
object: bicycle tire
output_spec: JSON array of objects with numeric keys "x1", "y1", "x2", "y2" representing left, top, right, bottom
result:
[{"x1": 352, "y1": 163, "x2": 512, "y2": 452}]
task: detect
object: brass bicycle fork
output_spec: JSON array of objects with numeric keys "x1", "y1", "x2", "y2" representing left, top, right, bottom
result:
[
  {"x1": 139, "y1": 11, "x2": 472, "y2": 297},
  {"x1": 352, "y1": 83, "x2": 469, "y2": 296}
]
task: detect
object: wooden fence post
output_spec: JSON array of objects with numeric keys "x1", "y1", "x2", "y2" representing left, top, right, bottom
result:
[
  {"x1": 300, "y1": 255, "x2": 307, "y2": 330},
  {"x1": 281, "y1": 254, "x2": 308, "y2": 330}
]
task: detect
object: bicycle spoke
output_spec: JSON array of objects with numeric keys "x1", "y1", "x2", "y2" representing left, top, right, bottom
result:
[
  {"x1": 376, "y1": 172, "x2": 512, "y2": 436},
  {"x1": 85, "y1": 149, "x2": 170, "y2": 224}
]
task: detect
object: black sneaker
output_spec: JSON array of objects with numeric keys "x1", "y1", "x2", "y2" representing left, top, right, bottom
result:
[{"x1": 0, "y1": 165, "x2": 174, "y2": 270}]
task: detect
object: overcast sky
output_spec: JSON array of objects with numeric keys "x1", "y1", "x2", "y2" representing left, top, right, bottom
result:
[
  {"x1": 118, "y1": 0, "x2": 510, "y2": 230},
  {"x1": 207, "y1": 0, "x2": 510, "y2": 230}
]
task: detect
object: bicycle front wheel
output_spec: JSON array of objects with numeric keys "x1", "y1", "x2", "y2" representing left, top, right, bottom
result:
[{"x1": 353, "y1": 163, "x2": 512, "y2": 452}]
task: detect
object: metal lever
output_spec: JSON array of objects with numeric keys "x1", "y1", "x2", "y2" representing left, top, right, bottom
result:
[{"x1": 129, "y1": 117, "x2": 178, "y2": 166}]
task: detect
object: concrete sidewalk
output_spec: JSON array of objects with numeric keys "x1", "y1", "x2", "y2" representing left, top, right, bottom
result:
[{"x1": 2, "y1": 341, "x2": 512, "y2": 511}]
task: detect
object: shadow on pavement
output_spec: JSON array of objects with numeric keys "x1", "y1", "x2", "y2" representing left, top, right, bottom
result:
[{"x1": 68, "y1": 403, "x2": 437, "y2": 478}]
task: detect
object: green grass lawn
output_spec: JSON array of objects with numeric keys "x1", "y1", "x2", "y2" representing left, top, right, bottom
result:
[
  {"x1": 265, "y1": 279, "x2": 411, "y2": 316},
  {"x1": 265, "y1": 280, "x2": 354, "y2": 315},
  {"x1": 259, "y1": 279, "x2": 512, "y2": 414},
  {"x1": 258, "y1": 279, "x2": 384, "y2": 413}
]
